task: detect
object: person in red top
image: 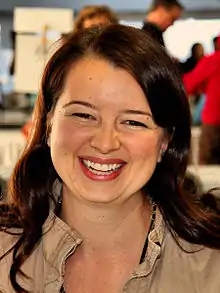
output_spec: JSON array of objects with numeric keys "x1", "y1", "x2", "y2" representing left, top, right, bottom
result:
[{"x1": 183, "y1": 36, "x2": 220, "y2": 164}]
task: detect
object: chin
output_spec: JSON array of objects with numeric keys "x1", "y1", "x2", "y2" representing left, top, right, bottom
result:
[{"x1": 80, "y1": 192, "x2": 121, "y2": 205}]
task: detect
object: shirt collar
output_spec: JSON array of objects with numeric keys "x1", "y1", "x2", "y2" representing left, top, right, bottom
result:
[
  {"x1": 42, "y1": 212, "x2": 82, "y2": 283},
  {"x1": 42, "y1": 208, "x2": 166, "y2": 281},
  {"x1": 132, "y1": 208, "x2": 165, "y2": 277}
]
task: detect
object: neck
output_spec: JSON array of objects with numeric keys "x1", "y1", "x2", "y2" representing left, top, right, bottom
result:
[
  {"x1": 146, "y1": 11, "x2": 165, "y2": 31},
  {"x1": 60, "y1": 187, "x2": 152, "y2": 252}
]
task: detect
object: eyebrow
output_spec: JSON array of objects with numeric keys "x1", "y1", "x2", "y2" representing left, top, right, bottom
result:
[
  {"x1": 62, "y1": 100, "x2": 96, "y2": 109},
  {"x1": 124, "y1": 109, "x2": 153, "y2": 118},
  {"x1": 62, "y1": 100, "x2": 152, "y2": 117}
]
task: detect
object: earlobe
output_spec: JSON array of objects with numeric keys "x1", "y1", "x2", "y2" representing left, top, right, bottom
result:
[
  {"x1": 47, "y1": 134, "x2": 51, "y2": 147},
  {"x1": 157, "y1": 143, "x2": 168, "y2": 163}
]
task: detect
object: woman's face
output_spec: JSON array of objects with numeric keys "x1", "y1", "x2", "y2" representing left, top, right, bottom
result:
[{"x1": 49, "y1": 57, "x2": 167, "y2": 204}]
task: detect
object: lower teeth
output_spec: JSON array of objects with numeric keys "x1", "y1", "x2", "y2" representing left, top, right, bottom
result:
[
  {"x1": 82, "y1": 161, "x2": 122, "y2": 176},
  {"x1": 88, "y1": 168, "x2": 116, "y2": 175}
]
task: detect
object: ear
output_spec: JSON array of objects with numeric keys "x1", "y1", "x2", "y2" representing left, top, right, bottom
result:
[
  {"x1": 47, "y1": 132, "x2": 51, "y2": 147},
  {"x1": 157, "y1": 128, "x2": 175, "y2": 163},
  {"x1": 157, "y1": 142, "x2": 168, "y2": 163},
  {"x1": 157, "y1": 131, "x2": 169, "y2": 163}
]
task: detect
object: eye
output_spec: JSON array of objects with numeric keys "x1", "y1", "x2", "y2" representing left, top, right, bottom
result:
[
  {"x1": 122, "y1": 120, "x2": 148, "y2": 128},
  {"x1": 72, "y1": 113, "x2": 96, "y2": 120}
]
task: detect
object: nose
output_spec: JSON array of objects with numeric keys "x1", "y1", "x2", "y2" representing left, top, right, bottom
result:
[{"x1": 90, "y1": 123, "x2": 121, "y2": 154}]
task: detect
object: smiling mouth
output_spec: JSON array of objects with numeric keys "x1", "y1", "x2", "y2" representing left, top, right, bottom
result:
[{"x1": 81, "y1": 159, "x2": 125, "y2": 176}]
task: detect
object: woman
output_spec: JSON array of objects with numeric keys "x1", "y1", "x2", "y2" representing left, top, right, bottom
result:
[
  {"x1": 73, "y1": 5, "x2": 119, "y2": 32},
  {"x1": 0, "y1": 25, "x2": 220, "y2": 293}
]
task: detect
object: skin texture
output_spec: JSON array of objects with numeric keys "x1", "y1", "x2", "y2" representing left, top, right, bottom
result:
[
  {"x1": 48, "y1": 56, "x2": 167, "y2": 293},
  {"x1": 49, "y1": 57, "x2": 167, "y2": 207}
]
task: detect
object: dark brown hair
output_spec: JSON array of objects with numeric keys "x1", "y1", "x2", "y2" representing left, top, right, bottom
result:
[
  {"x1": 0, "y1": 24, "x2": 220, "y2": 292},
  {"x1": 74, "y1": 5, "x2": 119, "y2": 32},
  {"x1": 151, "y1": 0, "x2": 184, "y2": 10}
]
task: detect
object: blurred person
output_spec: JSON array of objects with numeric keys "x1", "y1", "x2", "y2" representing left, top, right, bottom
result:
[
  {"x1": 181, "y1": 42, "x2": 205, "y2": 74},
  {"x1": 181, "y1": 43, "x2": 205, "y2": 126},
  {"x1": 23, "y1": 5, "x2": 119, "y2": 138},
  {"x1": 9, "y1": 30, "x2": 16, "y2": 76},
  {"x1": 142, "y1": 0, "x2": 184, "y2": 46},
  {"x1": 213, "y1": 36, "x2": 220, "y2": 52},
  {"x1": 1, "y1": 25, "x2": 220, "y2": 293},
  {"x1": 184, "y1": 36, "x2": 220, "y2": 164},
  {"x1": 74, "y1": 5, "x2": 119, "y2": 32}
]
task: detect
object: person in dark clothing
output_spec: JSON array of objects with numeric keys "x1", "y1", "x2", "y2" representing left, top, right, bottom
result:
[
  {"x1": 142, "y1": 0, "x2": 184, "y2": 46},
  {"x1": 181, "y1": 42, "x2": 205, "y2": 126},
  {"x1": 181, "y1": 43, "x2": 204, "y2": 74},
  {"x1": 142, "y1": 22, "x2": 165, "y2": 46},
  {"x1": 213, "y1": 36, "x2": 220, "y2": 52},
  {"x1": 9, "y1": 30, "x2": 16, "y2": 76}
]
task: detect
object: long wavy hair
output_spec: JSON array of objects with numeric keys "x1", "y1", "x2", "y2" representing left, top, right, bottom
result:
[{"x1": 1, "y1": 24, "x2": 220, "y2": 292}]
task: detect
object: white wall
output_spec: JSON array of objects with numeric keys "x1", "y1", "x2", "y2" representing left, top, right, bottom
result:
[
  {"x1": 122, "y1": 18, "x2": 220, "y2": 61},
  {"x1": 0, "y1": 130, "x2": 25, "y2": 180},
  {"x1": 164, "y1": 19, "x2": 220, "y2": 60}
]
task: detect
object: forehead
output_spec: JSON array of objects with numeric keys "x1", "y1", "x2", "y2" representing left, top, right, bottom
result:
[{"x1": 58, "y1": 57, "x2": 151, "y2": 110}]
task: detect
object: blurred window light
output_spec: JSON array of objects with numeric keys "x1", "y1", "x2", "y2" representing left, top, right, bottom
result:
[
  {"x1": 121, "y1": 19, "x2": 220, "y2": 60},
  {"x1": 164, "y1": 19, "x2": 220, "y2": 60}
]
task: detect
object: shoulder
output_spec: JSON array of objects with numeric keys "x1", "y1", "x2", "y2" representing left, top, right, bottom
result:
[
  {"x1": 0, "y1": 229, "x2": 20, "y2": 256},
  {"x1": 199, "y1": 53, "x2": 218, "y2": 65},
  {"x1": 151, "y1": 230, "x2": 220, "y2": 292},
  {"x1": 0, "y1": 230, "x2": 20, "y2": 292},
  {"x1": 0, "y1": 230, "x2": 45, "y2": 292},
  {"x1": 163, "y1": 230, "x2": 220, "y2": 287},
  {"x1": 0, "y1": 229, "x2": 20, "y2": 248}
]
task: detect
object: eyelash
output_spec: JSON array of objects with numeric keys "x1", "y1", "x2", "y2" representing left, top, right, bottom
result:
[
  {"x1": 122, "y1": 120, "x2": 148, "y2": 128},
  {"x1": 71, "y1": 114, "x2": 148, "y2": 128},
  {"x1": 71, "y1": 113, "x2": 95, "y2": 120}
]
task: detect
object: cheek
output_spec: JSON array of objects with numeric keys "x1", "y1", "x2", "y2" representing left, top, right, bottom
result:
[
  {"x1": 50, "y1": 120, "x2": 91, "y2": 153},
  {"x1": 124, "y1": 133, "x2": 161, "y2": 161}
]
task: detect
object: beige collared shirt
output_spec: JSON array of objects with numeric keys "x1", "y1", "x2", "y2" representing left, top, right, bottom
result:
[{"x1": 0, "y1": 210, "x2": 220, "y2": 292}]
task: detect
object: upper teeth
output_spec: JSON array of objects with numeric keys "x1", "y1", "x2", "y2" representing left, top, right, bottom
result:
[{"x1": 83, "y1": 160, "x2": 122, "y2": 172}]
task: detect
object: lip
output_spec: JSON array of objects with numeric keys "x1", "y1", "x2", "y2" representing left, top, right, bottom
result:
[{"x1": 78, "y1": 156, "x2": 126, "y2": 181}]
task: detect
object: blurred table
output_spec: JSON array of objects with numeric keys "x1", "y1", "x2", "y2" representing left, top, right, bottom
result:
[
  {"x1": 0, "y1": 110, "x2": 29, "y2": 182},
  {"x1": 189, "y1": 127, "x2": 220, "y2": 192},
  {"x1": 191, "y1": 127, "x2": 200, "y2": 165},
  {"x1": 0, "y1": 129, "x2": 26, "y2": 180},
  {"x1": 0, "y1": 109, "x2": 30, "y2": 129},
  {"x1": 188, "y1": 165, "x2": 220, "y2": 192}
]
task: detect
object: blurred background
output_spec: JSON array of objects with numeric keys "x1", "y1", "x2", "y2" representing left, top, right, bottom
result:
[{"x1": 1, "y1": 0, "x2": 220, "y2": 194}]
